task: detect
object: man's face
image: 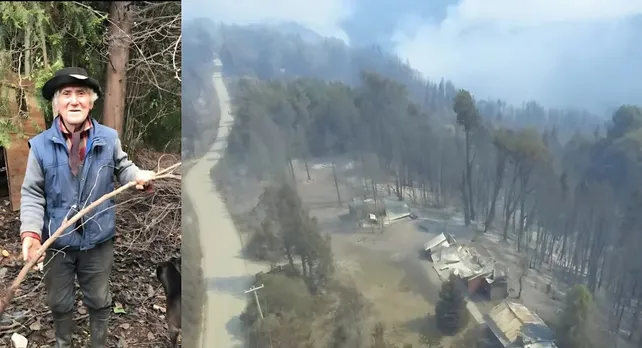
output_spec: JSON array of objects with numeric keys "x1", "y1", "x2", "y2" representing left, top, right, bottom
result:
[{"x1": 56, "y1": 85, "x2": 93, "y2": 127}]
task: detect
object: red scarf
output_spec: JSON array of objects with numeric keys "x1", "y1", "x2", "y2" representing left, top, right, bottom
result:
[{"x1": 58, "y1": 117, "x2": 92, "y2": 175}]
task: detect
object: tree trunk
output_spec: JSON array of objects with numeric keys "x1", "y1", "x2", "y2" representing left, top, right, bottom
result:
[
  {"x1": 517, "y1": 197, "x2": 526, "y2": 252},
  {"x1": 332, "y1": 161, "x2": 342, "y2": 206},
  {"x1": 462, "y1": 172, "x2": 471, "y2": 225},
  {"x1": 502, "y1": 167, "x2": 519, "y2": 241},
  {"x1": 304, "y1": 158, "x2": 311, "y2": 180},
  {"x1": 518, "y1": 273, "x2": 525, "y2": 299},
  {"x1": 465, "y1": 129, "x2": 475, "y2": 221},
  {"x1": 300, "y1": 255, "x2": 308, "y2": 278},
  {"x1": 24, "y1": 21, "x2": 32, "y2": 76},
  {"x1": 289, "y1": 159, "x2": 296, "y2": 182},
  {"x1": 39, "y1": 21, "x2": 49, "y2": 69},
  {"x1": 102, "y1": 1, "x2": 133, "y2": 136},
  {"x1": 485, "y1": 153, "x2": 506, "y2": 232},
  {"x1": 285, "y1": 246, "x2": 295, "y2": 269}
]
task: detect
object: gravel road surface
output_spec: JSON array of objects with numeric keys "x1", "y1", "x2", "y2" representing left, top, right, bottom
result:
[{"x1": 185, "y1": 68, "x2": 266, "y2": 348}]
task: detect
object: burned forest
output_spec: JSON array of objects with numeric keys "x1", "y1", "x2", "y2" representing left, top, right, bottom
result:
[{"x1": 193, "y1": 19, "x2": 642, "y2": 348}]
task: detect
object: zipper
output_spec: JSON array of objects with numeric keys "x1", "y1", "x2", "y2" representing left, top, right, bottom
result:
[
  {"x1": 78, "y1": 138, "x2": 105, "y2": 250},
  {"x1": 52, "y1": 134, "x2": 105, "y2": 250}
]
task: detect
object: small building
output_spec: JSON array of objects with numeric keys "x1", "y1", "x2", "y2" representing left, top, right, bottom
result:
[
  {"x1": 484, "y1": 301, "x2": 557, "y2": 348},
  {"x1": 465, "y1": 270, "x2": 509, "y2": 300},
  {"x1": 349, "y1": 198, "x2": 384, "y2": 220},
  {"x1": 382, "y1": 198, "x2": 411, "y2": 222},
  {"x1": 349, "y1": 198, "x2": 411, "y2": 226},
  {"x1": 486, "y1": 276, "x2": 510, "y2": 301},
  {"x1": 0, "y1": 73, "x2": 47, "y2": 211},
  {"x1": 466, "y1": 269, "x2": 495, "y2": 294}
]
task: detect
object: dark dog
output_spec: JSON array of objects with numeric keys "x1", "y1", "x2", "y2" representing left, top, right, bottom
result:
[{"x1": 156, "y1": 256, "x2": 181, "y2": 348}]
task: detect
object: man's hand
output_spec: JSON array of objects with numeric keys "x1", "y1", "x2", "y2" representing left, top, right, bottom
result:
[
  {"x1": 22, "y1": 235, "x2": 44, "y2": 271},
  {"x1": 135, "y1": 170, "x2": 156, "y2": 191}
]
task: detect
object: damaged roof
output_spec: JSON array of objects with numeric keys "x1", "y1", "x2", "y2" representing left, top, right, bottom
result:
[{"x1": 485, "y1": 301, "x2": 556, "y2": 347}]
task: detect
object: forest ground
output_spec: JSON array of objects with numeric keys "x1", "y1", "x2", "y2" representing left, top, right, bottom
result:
[
  {"x1": 219, "y1": 157, "x2": 482, "y2": 346},
  {"x1": 295, "y1": 160, "x2": 480, "y2": 347},
  {"x1": 220, "y1": 154, "x2": 634, "y2": 347},
  {"x1": 306, "y1": 158, "x2": 628, "y2": 348},
  {"x1": 0, "y1": 150, "x2": 181, "y2": 347}
]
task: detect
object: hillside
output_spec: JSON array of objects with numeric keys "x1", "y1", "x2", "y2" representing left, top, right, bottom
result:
[
  {"x1": 184, "y1": 19, "x2": 605, "y2": 145},
  {"x1": 187, "y1": 17, "x2": 642, "y2": 348}
]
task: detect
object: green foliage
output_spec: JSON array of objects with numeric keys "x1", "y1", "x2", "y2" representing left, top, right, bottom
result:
[
  {"x1": 0, "y1": 118, "x2": 18, "y2": 147},
  {"x1": 34, "y1": 58, "x2": 64, "y2": 124},
  {"x1": 453, "y1": 89, "x2": 479, "y2": 132},
  {"x1": 435, "y1": 275, "x2": 468, "y2": 336},
  {"x1": 225, "y1": 71, "x2": 427, "y2": 184},
  {"x1": 0, "y1": 2, "x2": 105, "y2": 145},
  {"x1": 0, "y1": 2, "x2": 180, "y2": 152},
  {"x1": 556, "y1": 284, "x2": 593, "y2": 348},
  {"x1": 253, "y1": 183, "x2": 335, "y2": 293},
  {"x1": 240, "y1": 273, "x2": 317, "y2": 348},
  {"x1": 608, "y1": 105, "x2": 642, "y2": 140}
]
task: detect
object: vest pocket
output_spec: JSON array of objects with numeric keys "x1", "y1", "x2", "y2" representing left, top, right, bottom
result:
[
  {"x1": 43, "y1": 164, "x2": 66, "y2": 208},
  {"x1": 45, "y1": 207, "x2": 83, "y2": 248}
]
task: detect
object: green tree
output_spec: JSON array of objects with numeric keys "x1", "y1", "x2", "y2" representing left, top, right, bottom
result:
[
  {"x1": 453, "y1": 89, "x2": 480, "y2": 225},
  {"x1": 370, "y1": 322, "x2": 388, "y2": 348},
  {"x1": 556, "y1": 284, "x2": 593, "y2": 348},
  {"x1": 240, "y1": 273, "x2": 316, "y2": 348},
  {"x1": 257, "y1": 183, "x2": 335, "y2": 292},
  {"x1": 435, "y1": 274, "x2": 469, "y2": 335},
  {"x1": 607, "y1": 105, "x2": 642, "y2": 140}
]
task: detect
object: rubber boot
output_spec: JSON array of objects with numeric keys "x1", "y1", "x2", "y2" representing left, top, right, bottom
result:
[
  {"x1": 52, "y1": 311, "x2": 74, "y2": 348},
  {"x1": 88, "y1": 308, "x2": 110, "y2": 348}
]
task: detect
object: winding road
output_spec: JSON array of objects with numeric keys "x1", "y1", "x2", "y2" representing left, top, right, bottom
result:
[{"x1": 185, "y1": 64, "x2": 266, "y2": 347}]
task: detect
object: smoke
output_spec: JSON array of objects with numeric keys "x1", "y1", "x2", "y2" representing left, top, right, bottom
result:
[
  {"x1": 182, "y1": 0, "x2": 355, "y2": 43},
  {"x1": 391, "y1": 0, "x2": 642, "y2": 112}
]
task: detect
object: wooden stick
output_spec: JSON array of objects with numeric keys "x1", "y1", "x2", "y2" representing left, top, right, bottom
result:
[{"x1": 0, "y1": 162, "x2": 181, "y2": 314}]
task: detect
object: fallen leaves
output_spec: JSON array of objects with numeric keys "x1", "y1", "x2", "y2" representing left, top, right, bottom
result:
[{"x1": 113, "y1": 302, "x2": 127, "y2": 315}]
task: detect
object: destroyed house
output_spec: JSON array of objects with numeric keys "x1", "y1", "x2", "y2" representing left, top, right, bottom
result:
[{"x1": 422, "y1": 232, "x2": 457, "y2": 260}]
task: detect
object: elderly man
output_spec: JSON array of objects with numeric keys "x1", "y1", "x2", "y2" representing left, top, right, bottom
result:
[{"x1": 19, "y1": 67, "x2": 155, "y2": 347}]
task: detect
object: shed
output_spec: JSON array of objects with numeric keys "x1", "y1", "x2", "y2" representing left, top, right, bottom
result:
[
  {"x1": 382, "y1": 198, "x2": 411, "y2": 222},
  {"x1": 466, "y1": 270, "x2": 493, "y2": 294},
  {"x1": 348, "y1": 198, "x2": 386, "y2": 220},
  {"x1": 0, "y1": 73, "x2": 47, "y2": 211},
  {"x1": 486, "y1": 276, "x2": 509, "y2": 301},
  {"x1": 484, "y1": 301, "x2": 557, "y2": 347}
]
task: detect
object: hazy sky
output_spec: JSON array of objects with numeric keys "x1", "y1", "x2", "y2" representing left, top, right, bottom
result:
[{"x1": 183, "y1": 0, "x2": 642, "y2": 113}]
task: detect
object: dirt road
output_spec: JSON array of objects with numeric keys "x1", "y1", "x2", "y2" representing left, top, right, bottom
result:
[{"x1": 185, "y1": 68, "x2": 266, "y2": 347}]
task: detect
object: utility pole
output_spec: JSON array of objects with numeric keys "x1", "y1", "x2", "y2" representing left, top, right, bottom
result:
[{"x1": 245, "y1": 284, "x2": 265, "y2": 319}]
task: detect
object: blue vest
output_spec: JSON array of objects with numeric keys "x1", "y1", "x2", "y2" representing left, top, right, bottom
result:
[{"x1": 28, "y1": 118, "x2": 118, "y2": 251}]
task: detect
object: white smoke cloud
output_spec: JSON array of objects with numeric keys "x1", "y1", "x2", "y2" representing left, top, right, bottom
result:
[
  {"x1": 182, "y1": 0, "x2": 354, "y2": 42},
  {"x1": 392, "y1": 0, "x2": 642, "y2": 110}
]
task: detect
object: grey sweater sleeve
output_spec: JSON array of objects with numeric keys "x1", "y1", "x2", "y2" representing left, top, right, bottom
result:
[
  {"x1": 113, "y1": 138, "x2": 141, "y2": 185},
  {"x1": 20, "y1": 148, "x2": 46, "y2": 237}
]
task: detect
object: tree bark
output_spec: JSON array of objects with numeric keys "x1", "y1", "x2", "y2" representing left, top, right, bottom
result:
[
  {"x1": 102, "y1": 1, "x2": 133, "y2": 136},
  {"x1": 465, "y1": 129, "x2": 475, "y2": 222},
  {"x1": 485, "y1": 152, "x2": 506, "y2": 232},
  {"x1": 332, "y1": 161, "x2": 342, "y2": 206},
  {"x1": 24, "y1": 21, "x2": 32, "y2": 76}
]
